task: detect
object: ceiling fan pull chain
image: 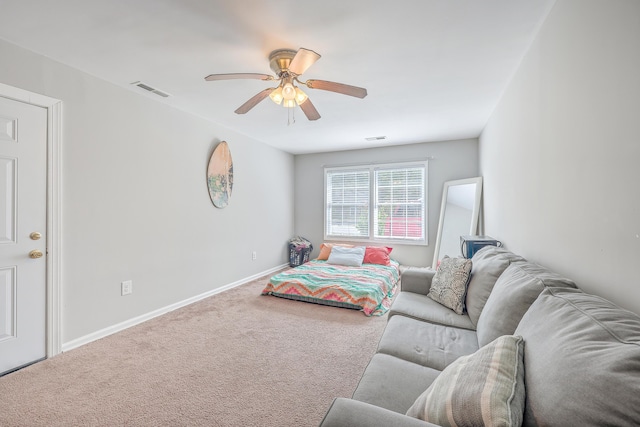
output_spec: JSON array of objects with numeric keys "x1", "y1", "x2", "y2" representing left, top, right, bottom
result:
[{"x1": 288, "y1": 105, "x2": 296, "y2": 126}]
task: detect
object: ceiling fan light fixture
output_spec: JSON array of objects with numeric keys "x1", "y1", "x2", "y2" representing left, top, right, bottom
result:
[
  {"x1": 294, "y1": 87, "x2": 308, "y2": 105},
  {"x1": 282, "y1": 82, "x2": 296, "y2": 101},
  {"x1": 269, "y1": 87, "x2": 284, "y2": 105}
]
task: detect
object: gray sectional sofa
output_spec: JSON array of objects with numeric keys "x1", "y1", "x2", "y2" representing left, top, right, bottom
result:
[{"x1": 320, "y1": 246, "x2": 640, "y2": 426}]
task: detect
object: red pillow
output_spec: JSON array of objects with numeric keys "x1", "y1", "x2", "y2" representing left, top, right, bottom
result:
[{"x1": 363, "y1": 246, "x2": 393, "y2": 265}]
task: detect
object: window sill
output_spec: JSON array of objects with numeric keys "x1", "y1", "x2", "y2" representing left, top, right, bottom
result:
[{"x1": 323, "y1": 236, "x2": 428, "y2": 247}]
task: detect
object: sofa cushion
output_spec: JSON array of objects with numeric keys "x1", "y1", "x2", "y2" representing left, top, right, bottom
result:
[
  {"x1": 352, "y1": 353, "x2": 441, "y2": 415},
  {"x1": 476, "y1": 261, "x2": 576, "y2": 347},
  {"x1": 406, "y1": 335, "x2": 525, "y2": 427},
  {"x1": 399, "y1": 267, "x2": 436, "y2": 295},
  {"x1": 377, "y1": 315, "x2": 479, "y2": 371},
  {"x1": 514, "y1": 287, "x2": 640, "y2": 426},
  {"x1": 427, "y1": 256, "x2": 472, "y2": 315},
  {"x1": 465, "y1": 246, "x2": 526, "y2": 326},
  {"x1": 389, "y1": 292, "x2": 475, "y2": 330},
  {"x1": 320, "y1": 398, "x2": 440, "y2": 427}
]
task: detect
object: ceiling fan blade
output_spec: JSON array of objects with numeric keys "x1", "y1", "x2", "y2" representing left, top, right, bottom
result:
[
  {"x1": 299, "y1": 98, "x2": 321, "y2": 121},
  {"x1": 305, "y1": 79, "x2": 368, "y2": 99},
  {"x1": 288, "y1": 48, "x2": 321, "y2": 76},
  {"x1": 234, "y1": 88, "x2": 276, "y2": 114},
  {"x1": 205, "y1": 73, "x2": 273, "y2": 81}
]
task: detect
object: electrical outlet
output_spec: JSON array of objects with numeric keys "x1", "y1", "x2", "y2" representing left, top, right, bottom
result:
[
  {"x1": 252, "y1": 251, "x2": 257, "y2": 260},
  {"x1": 121, "y1": 280, "x2": 133, "y2": 296}
]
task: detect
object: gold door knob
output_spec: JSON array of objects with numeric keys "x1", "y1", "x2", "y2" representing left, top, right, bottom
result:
[
  {"x1": 30, "y1": 232, "x2": 42, "y2": 240},
  {"x1": 29, "y1": 250, "x2": 44, "y2": 259}
]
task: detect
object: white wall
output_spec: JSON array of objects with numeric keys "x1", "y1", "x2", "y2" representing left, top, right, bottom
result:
[
  {"x1": 0, "y1": 39, "x2": 294, "y2": 344},
  {"x1": 480, "y1": 0, "x2": 640, "y2": 313},
  {"x1": 294, "y1": 139, "x2": 479, "y2": 267}
]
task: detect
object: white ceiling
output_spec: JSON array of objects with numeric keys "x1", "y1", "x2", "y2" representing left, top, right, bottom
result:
[{"x1": 0, "y1": 0, "x2": 555, "y2": 155}]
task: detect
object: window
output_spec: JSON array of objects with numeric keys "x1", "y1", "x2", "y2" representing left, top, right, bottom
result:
[
  {"x1": 325, "y1": 162, "x2": 427, "y2": 244},
  {"x1": 325, "y1": 169, "x2": 370, "y2": 238},
  {"x1": 374, "y1": 167, "x2": 425, "y2": 240}
]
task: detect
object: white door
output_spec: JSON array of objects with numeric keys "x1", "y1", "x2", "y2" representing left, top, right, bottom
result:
[{"x1": 0, "y1": 96, "x2": 47, "y2": 375}]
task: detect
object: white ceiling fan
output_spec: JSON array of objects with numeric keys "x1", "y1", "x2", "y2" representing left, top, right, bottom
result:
[{"x1": 204, "y1": 48, "x2": 368, "y2": 121}]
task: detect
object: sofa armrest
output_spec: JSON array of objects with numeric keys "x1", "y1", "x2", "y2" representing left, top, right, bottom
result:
[
  {"x1": 401, "y1": 267, "x2": 436, "y2": 295},
  {"x1": 319, "y1": 398, "x2": 438, "y2": 427}
]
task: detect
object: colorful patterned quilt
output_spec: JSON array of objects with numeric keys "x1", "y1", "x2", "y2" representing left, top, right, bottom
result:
[{"x1": 261, "y1": 260, "x2": 400, "y2": 316}]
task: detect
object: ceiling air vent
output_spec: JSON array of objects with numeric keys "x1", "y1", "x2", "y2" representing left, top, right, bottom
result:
[{"x1": 130, "y1": 81, "x2": 171, "y2": 98}]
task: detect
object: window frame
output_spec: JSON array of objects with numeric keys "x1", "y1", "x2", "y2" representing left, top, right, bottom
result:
[{"x1": 323, "y1": 161, "x2": 428, "y2": 246}]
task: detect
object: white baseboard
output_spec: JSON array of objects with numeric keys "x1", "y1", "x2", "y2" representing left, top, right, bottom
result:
[{"x1": 61, "y1": 264, "x2": 288, "y2": 353}]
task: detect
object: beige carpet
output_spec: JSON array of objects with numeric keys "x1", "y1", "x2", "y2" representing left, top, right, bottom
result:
[{"x1": 0, "y1": 274, "x2": 389, "y2": 426}]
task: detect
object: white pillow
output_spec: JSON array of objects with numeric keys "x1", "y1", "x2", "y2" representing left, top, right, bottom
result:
[{"x1": 327, "y1": 245, "x2": 366, "y2": 267}]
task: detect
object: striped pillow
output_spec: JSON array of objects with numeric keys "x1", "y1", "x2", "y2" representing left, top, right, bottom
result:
[{"x1": 406, "y1": 335, "x2": 525, "y2": 427}]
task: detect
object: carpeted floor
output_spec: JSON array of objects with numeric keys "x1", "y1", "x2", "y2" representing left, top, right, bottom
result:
[{"x1": 0, "y1": 273, "x2": 389, "y2": 426}]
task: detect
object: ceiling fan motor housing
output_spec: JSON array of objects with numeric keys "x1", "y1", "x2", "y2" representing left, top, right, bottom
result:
[{"x1": 269, "y1": 49, "x2": 297, "y2": 75}]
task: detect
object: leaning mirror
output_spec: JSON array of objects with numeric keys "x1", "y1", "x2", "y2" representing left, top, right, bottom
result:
[{"x1": 432, "y1": 177, "x2": 483, "y2": 268}]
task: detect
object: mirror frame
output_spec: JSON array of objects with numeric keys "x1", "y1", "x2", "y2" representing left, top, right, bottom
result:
[{"x1": 432, "y1": 177, "x2": 483, "y2": 268}]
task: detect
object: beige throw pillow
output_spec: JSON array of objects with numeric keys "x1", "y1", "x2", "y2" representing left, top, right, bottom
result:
[
  {"x1": 427, "y1": 256, "x2": 472, "y2": 314},
  {"x1": 406, "y1": 335, "x2": 526, "y2": 427}
]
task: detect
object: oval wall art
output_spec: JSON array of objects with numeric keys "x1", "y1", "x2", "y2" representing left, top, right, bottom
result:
[{"x1": 207, "y1": 141, "x2": 234, "y2": 208}]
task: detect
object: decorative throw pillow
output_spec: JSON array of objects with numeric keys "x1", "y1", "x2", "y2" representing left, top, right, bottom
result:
[
  {"x1": 406, "y1": 335, "x2": 526, "y2": 427},
  {"x1": 326, "y1": 245, "x2": 366, "y2": 267},
  {"x1": 427, "y1": 256, "x2": 472, "y2": 314},
  {"x1": 362, "y1": 246, "x2": 393, "y2": 265},
  {"x1": 317, "y1": 243, "x2": 353, "y2": 260}
]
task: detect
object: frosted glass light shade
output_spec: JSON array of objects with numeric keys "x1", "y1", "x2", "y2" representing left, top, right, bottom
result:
[
  {"x1": 269, "y1": 87, "x2": 284, "y2": 104},
  {"x1": 282, "y1": 82, "x2": 296, "y2": 100},
  {"x1": 294, "y1": 87, "x2": 308, "y2": 105}
]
